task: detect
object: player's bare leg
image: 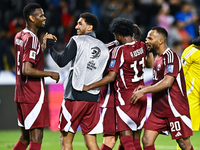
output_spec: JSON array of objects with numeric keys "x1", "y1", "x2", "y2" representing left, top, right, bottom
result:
[
  {"x1": 84, "y1": 134, "x2": 99, "y2": 150},
  {"x1": 29, "y1": 128, "x2": 43, "y2": 143},
  {"x1": 102, "y1": 135, "x2": 118, "y2": 149},
  {"x1": 60, "y1": 131, "x2": 75, "y2": 150},
  {"x1": 176, "y1": 137, "x2": 193, "y2": 150},
  {"x1": 19, "y1": 127, "x2": 30, "y2": 145},
  {"x1": 13, "y1": 127, "x2": 29, "y2": 150},
  {"x1": 142, "y1": 130, "x2": 159, "y2": 147}
]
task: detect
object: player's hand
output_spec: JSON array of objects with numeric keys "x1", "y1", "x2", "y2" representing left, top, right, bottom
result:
[
  {"x1": 42, "y1": 32, "x2": 48, "y2": 50},
  {"x1": 50, "y1": 72, "x2": 60, "y2": 83},
  {"x1": 82, "y1": 85, "x2": 90, "y2": 91},
  {"x1": 130, "y1": 90, "x2": 144, "y2": 104},
  {"x1": 133, "y1": 85, "x2": 145, "y2": 92},
  {"x1": 46, "y1": 34, "x2": 57, "y2": 42}
]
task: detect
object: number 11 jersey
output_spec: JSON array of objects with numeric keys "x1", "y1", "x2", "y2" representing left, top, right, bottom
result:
[{"x1": 108, "y1": 41, "x2": 146, "y2": 106}]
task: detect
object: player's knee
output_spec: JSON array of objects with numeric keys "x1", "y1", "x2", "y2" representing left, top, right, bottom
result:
[
  {"x1": 30, "y1": 132, "x2": 43, "y2": 143},
  {"x1": 84, "y1": 136, "x2": 99, "y2": 150},
  {"x1": 142, "y1": 135, "x2": 150, "y2": 146},
  {"x1": 176, "y1": 137, "x2": 191, "y2": 150},
  {"x1": 103, "y1": 136, "x2": 116, "y2": 148}
]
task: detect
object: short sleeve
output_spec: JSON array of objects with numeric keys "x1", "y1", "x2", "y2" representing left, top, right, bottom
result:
[
  {"x1": 164, "y1": 51, "x2": 180, "y2": 77},
  {"x1": 23, "y1": 36, "x2": 38, "y2": 64},
  {"x1": 108, "y1": 46, "x2": 123, "y2": 73}
]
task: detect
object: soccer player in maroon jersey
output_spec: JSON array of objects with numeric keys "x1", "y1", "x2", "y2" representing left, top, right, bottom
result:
[
  {"x1": 13, "y1": 3, "x2": 59, "y2": 150},
  {"x1": 130, "y1": 27, "x2": 194, "y2": 150},
  {"x1": 83, "y1": 18, "x2": 154, "y2": 150}
]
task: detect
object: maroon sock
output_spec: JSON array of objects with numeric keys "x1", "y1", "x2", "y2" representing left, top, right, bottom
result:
[
  {"x1": 143, "y1": 145, "x2": 155, "y2": 150},
  {"x1": 13, "y1": 140, "x2": 28, "y2": 150},
  {"x1": 118, "y1": 145, "x2": 124, "y2": 150},
  {"x1": 28, "y1": 142, "x2": 41, "y2": 150},
  {"x1": 134, "y1": 139, "x2": 142, "y2": 150},
  {"x1": 120, "y1": 136, "x2": 135, "y2": 150},
  {"x1": 190, "y1": 146, "x2": 194, "y2": 150},
  {"x1": 100, "y1": 144, "x2": 112, "y2": 150}
]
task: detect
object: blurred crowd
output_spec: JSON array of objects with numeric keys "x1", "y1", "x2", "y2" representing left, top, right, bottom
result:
[{"x1": 0, "y1": 0, "x2": 200, "y2": 71}]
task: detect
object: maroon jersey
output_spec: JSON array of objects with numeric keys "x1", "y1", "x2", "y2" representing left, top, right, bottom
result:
[
  {"x1": 108, "y1": 41, "x2": 146, "y2": 106},
  {"x1": 14, "y1": 29, "x2": 47, "y2": 104},
  {"x1": 99, "y1": 41, "x2": 118, "y2": 108},
  {"x1": 152, "y1": 48, "x2": 190, "y2": 118}
]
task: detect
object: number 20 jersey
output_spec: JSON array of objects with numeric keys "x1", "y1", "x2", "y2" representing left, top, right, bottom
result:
[
  {"x1": 152, "y1": 48, "x2": 190, "y2": 118},
  {"x1": 108, "y1": 41, "x2": 146, "y2": 106}
]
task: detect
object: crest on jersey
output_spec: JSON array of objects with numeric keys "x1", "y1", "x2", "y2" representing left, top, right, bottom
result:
[
  {"x1": 157, "y1": 64, "x2": 161, "y2": 71},
  {"x1": 109, "y1": 60, "x2": 116, "y2": 67},
  {"x1": 90, "y1": 46, "x2": 101, "y2": 59},
  {"x1": 29, "y1": 50, "x2": 36, "y2": 60},
  {"x1": 166, "y1": 65, "x2": 174, "y2": 73}
]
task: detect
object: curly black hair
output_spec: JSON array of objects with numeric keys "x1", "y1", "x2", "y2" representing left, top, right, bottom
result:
[
  {"x1": 23, "y1": 3, "x2": 41, "y2": 22},
  {"x1": 80, "y1": 12, "x2": 99, "y2": 31},
  {"x1": 109, "y1": 17, "x2": 134, "y2": 37}
]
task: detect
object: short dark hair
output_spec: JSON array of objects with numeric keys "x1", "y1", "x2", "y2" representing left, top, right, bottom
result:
[
  {"x1": 109, "y1": 17, "x2": 134, "y2": 37},
  {"x1": 133, "y1": 24, "x2": 142, "y2": 41},
  {"x1": 151, "y1": 26, "x2": 168, "y2": 39},
  {"x1": 23, "y1": 3, "x2": 41, "y2": 22},
  {"x1": 80, "y1": 12, "x2": 99, "y2": 31}
]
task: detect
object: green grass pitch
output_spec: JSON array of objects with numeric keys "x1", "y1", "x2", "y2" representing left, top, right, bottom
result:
[{"x1": 0, "y1": 129, "x2": 199, "y2": 150}]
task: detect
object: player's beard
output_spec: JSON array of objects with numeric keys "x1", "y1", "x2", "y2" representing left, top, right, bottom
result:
[{"x1": 149, "y1": 43, "x2": 159, "y2": 53}]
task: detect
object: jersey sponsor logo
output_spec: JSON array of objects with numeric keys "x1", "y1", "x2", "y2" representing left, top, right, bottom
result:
[
  {"x1": 15, "y1": 39, "x2": 23, "y2": 47},
  {"x1": 166, "y1": 65, "x2": 174, "y2": 73},
  {"x1": 109, "y1": 60, "x2": 116, "y2": 68},
  {"x1": 90, "y1": 46, "x2": 101, "y2": 59},
  {"x1": 29, "y1": 50, "x2": 36, "y2": 60}
]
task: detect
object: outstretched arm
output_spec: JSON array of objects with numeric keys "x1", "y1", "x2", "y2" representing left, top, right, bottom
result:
[
  {"x1": 44, "y1": 34, "x2": 77, "y2": 67},
  {"x1": 130, "y1": 75, "x2": 175, "y2": 104},
  {"x1": 83, "y1": 71, "x2": 117, "y2": 91}
]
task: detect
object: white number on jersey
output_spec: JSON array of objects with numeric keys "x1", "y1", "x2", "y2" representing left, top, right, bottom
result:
[
  {"x1": 130, "y1": 57, "x2": 144, "y2": 82},
  {"x1": 170, "y1": 121, "x2": 181, "y2": 132},
  {"x1": 17, "y1": 51, "x2": 20, "y2": 75}
]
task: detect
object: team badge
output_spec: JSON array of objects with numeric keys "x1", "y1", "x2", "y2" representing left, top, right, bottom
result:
[
  {"x1": 29, "y1": 50, "x2": 36, "y2": 60},
  {"x1": 109, "y1": 60, "x2": 116, "y2": 67},
  {"x1": 166, "y1": 65, "x2": 174, "y2": 73},
  {"x1": 157, "y1": 64, "x2": 161, "y2": 71}
]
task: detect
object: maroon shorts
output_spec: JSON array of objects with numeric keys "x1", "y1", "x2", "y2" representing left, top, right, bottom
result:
[
  {"x1": 116, "y1": 103, "x2": 146, "y2": 132},
  {"x1": 101, "y1": 107, "x2": 116, "y2": 136},
  {"x1": 144, "y1": 112, "x2": 193, "y2": 139},
  {"x1": 16, "y1": 102, "x2": 50, "y2": 130},
  {"x1": 59, "y1": 99, "x2": 102, "y2": 135}
]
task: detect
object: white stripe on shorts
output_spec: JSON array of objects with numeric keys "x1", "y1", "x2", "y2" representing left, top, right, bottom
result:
[{"x1": 24, "y1": 78, "x2": 44, "y2": 129}]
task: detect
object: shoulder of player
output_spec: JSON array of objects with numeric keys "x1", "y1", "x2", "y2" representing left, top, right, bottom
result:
[
  {"x1": 163, "y1": 48, "x2": 180, "y2": 62},
  {"x1": 182, "y1": 44, "x2": 200, "y2": 60},
  {"x1": 113, "y1": 45, "x2": 123, "y2": 51}
]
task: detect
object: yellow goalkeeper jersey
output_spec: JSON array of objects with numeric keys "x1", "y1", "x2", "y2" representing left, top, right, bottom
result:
[
  {"x1": 181, "y1": 44, "x2": 200, "y2": 131},
  {"x1": 181, "y1": 44, "x2": 200, "y2": 94}
]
